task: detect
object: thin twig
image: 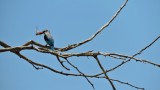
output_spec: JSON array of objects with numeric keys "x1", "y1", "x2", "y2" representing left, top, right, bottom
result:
[
  {"x1": 59, "y1": 0, "x2": 129, "y2": 52},
  {"x1": 135, "y1": 35, "x2": 160, "y2": 56},
  {"x1": 111, "y1": 79, "x2": 145, "y2": 90},
  {"x1": 94, "y1": 56, "x2": 116, "y2": 90},
  {"x1": 107, "y1": 35, "x2": 160, "y2": 73},
  {"x1": 65, "y1": 58, "x2": 95, "y2": 89},
  {"x1": 56, "y1": 55, "x2": 70, "y2": 70},
  {"x1": 31, "y1": 63, "x2": 43, "y2": 70}
]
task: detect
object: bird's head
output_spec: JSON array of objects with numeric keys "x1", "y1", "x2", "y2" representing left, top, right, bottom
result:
[{"x1": 36, "y1": 30, "x2": 49, "y2": 35}]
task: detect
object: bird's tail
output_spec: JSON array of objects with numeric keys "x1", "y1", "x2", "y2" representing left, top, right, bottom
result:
[{"x1": 50, "y1": 45, "x2": 54, "y2": 50}]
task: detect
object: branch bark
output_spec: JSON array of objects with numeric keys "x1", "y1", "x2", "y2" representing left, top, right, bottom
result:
[
  {"x1": 94, "y1": 56, "x2": 116, "y2": 90},
  {"x1": 1, "y1": 0, "x2": 159, "y2": 90},
  {"x1": 58, "y1": 0, "x2": 128, "y2": 52},
  {"x1": 1, "y1": 37, "x2": 159, "y2": 90}
]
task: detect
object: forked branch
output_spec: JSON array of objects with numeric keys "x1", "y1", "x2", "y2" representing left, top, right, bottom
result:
[{"x1": 0, "y1": 0, "x2": 159, "y2": 90}]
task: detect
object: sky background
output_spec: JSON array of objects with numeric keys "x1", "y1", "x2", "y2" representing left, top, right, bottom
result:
[{"x1": 0, "y1": 0, "x2": 160, "y2": 90}]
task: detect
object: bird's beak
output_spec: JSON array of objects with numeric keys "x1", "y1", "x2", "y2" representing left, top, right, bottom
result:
[{"x1": 36, "y1": 31, "x2": 44, "y2": 35}]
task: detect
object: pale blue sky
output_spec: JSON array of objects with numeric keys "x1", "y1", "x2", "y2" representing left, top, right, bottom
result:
[{"x1": 0, "y1": 0, "x2": 160, "y2": 90}]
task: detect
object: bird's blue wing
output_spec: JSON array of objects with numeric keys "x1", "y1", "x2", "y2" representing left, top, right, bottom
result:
[{"x1": 44, "y1": 33, "x2": 54, "y2": 50}]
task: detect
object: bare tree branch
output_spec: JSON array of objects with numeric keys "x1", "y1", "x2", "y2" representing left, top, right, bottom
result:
[
  {"x1": 56, "y1": 55, "x2": 70, "y2": 70},
  {"x1": 65, "y1": 58, "x2": 95, "y2": 89},
  {"x1": 1, "y1": 38, "x2": 158, "y2": 90},
  {"x1": 111, "y1": 79, "x2": 145, "y2": 90},
  {"x1": 0, "y1": 41, "x2": 11, "y2": 47},
  {"x1": 58, "y1": 0, "x2": 128, "y2": 52},
  {"x1": 1, "y1": 41, "x2": 159, "y2": 69},
  {"x1": 94, "y1": 56, "x2": 116, "y2": 90},
  {"x1": 1, "y1": 0, "x2": 159, "y2": 90},
  {"x1": 107, "y1": 35, "x2": 160, "y2": 73}
]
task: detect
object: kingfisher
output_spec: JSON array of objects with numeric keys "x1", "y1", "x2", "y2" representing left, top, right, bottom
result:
[{"x1": 36, "y1": 30, "x2": 54, "y2": 50}]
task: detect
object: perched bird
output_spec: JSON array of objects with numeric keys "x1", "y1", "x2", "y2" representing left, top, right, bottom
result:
[{"x1": 36, "y1": 30, "x2": 54, "y2": 50}]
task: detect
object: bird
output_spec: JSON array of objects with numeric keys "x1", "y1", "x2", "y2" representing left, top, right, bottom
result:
[{"x1": 36, "y1": 30, "x2": 54, "y2": 50}]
